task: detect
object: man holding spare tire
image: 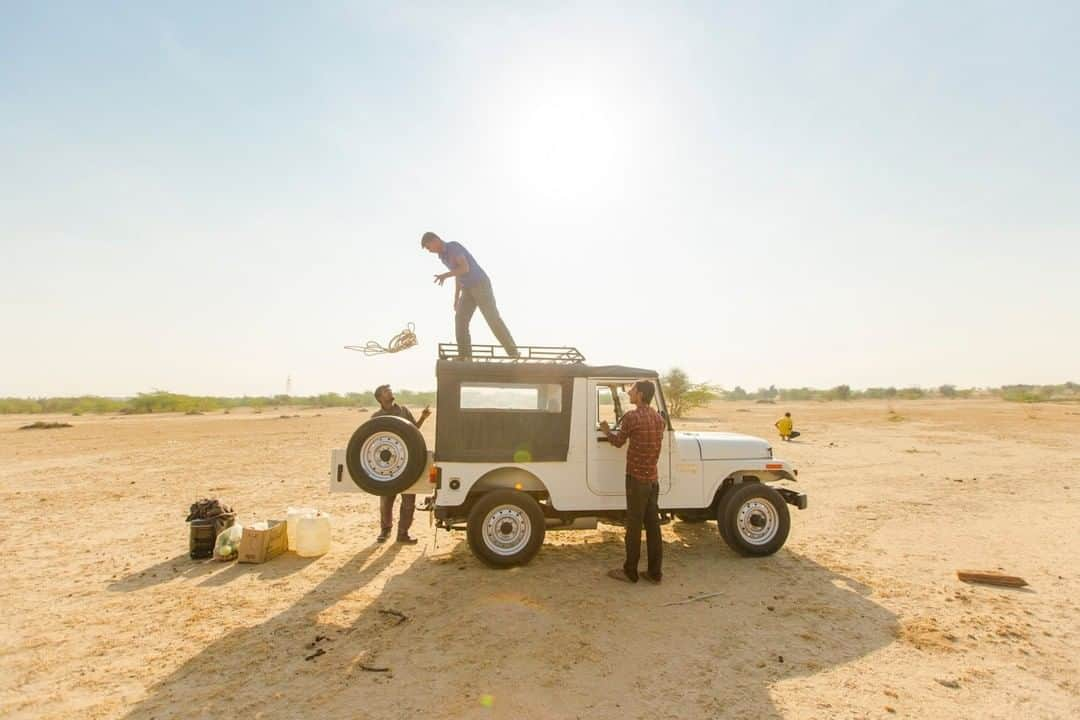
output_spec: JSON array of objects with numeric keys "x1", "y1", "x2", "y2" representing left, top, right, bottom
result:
[
  {"x1": 372, "y1": 384, "x2": 430, "y2": 544},
  {"x1": 599, "y1": 380, "x2": 665, "y2": 584}
]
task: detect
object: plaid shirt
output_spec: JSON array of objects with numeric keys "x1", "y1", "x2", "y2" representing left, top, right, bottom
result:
[{"x1": 606, "y1": 405, "x2": 666, "y2": 483}]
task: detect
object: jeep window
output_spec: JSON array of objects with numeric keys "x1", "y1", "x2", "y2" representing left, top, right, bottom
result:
[
  {"x1": 461, "y1": 383, "x2": 562, "y2": 412},
  {"x1": 597, "y1": 385, "x2": 618, "y2": 427},
  {"x1": 598, "y1": 381, "x2": 664, "y2": 427}
]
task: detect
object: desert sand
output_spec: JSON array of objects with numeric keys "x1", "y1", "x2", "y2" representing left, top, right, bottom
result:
[{"x1": 2, "y1": 399, "x2": 1078, "y2": 719}]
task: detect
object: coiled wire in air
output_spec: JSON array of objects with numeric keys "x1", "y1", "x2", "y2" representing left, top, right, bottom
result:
[{"x1": 345, "y1": 323, "x2": 418, "y2": 356}]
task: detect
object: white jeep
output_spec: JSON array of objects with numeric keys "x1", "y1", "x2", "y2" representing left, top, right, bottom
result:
[{"x1": 330, "y1": 345, "x2": 805, "y2": 567}]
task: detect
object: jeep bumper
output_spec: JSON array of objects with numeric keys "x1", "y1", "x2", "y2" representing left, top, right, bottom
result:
[{"x1": 776, "y1": 487, "x2": 808, "y2": 510}]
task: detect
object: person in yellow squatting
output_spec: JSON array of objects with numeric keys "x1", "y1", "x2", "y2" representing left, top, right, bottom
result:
[{"x1": 775, "y1": 412, "x2": 800, "y2": 441}]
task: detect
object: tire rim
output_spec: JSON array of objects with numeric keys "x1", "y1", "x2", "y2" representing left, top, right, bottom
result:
[
  {"x1": 482, "y1": 504, "x2": 532, "y2": 557},
  {"x1": 735, "y1": 498, "x2": 779, "y2": 545},
  {"x1": 359, "y1": 432, "x2": 409, "y2": 482}
]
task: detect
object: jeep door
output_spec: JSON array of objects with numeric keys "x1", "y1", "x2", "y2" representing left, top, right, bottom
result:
[{"x1": 586, "y1": 379, "x2": 672, "y2": 497}]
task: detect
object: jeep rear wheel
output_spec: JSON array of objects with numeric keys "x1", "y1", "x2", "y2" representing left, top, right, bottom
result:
[
  {"x1": 345, "y1": 416, "x2": 427, "y2": 496},
  {"x1": 718, "y1": 483, "x2": 790, "y2": 556},
  {"x1": 467, "y1": 490, "x2": 546, "y2": 568}
]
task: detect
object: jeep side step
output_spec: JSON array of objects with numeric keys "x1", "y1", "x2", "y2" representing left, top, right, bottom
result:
[{"x1": 546, "y1": 517, "x2": 598, "y2": 530}]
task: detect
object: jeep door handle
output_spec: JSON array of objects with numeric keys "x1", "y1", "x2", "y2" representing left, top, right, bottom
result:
[{"x1": 596, "y1": 435, "x2": 610, "y2": 443}]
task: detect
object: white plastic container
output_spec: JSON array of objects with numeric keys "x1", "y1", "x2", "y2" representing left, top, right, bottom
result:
[
  {"x1": 286, "y1": 507, "x2": 317, "y2": 551},
  {"x1": 295, "y1": 512, "x2": 332, "y2": 557}
]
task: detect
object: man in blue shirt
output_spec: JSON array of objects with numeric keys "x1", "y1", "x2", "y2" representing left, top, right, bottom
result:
[{"x1": 421, "y1": 231, "x2": 519, "y2": 357}]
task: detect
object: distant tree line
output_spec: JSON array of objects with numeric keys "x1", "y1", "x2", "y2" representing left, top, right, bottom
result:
[
  {"x1": 712, "y1": 382, "x2": 1078, "y2": 404},
  {"x1": 0, "y1": 389, "x2": 436, "y2": 415},
  {"x1": 2, "y1": 381, "x2": 1076, "y2": 416},
  {"x1": 996, "y1": 383, "x2": 1080, "y2": 403},
  {"x1": 659, "y1": 370, "x2": 1079, "y2": 418}
]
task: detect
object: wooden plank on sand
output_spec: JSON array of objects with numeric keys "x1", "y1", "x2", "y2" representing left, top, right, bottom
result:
[{"x1": 956, "y1": 570, "x2": 1028, "y2": 588}]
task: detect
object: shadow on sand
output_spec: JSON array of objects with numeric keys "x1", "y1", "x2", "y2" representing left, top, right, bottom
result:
[
  {"x1": 108, "y1": 554, "x2": 318, "y2": 592},
  {"x1": 121, "y1": 523, "x2": 897, "y2": 719}
]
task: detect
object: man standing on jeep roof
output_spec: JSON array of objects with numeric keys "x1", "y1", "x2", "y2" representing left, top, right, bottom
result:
[
  {"x1": 421, "y1": 231, "x2": 519, "y2": 358},
  {"x1": 599, "y1": 380, "x2": 665, "y2": 584},
  {"x1": 372, "y1": 384, "x2": 431, "y2": 544}
]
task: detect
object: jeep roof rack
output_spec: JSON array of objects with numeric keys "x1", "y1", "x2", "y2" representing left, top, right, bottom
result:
[{"x1": 437, "y1": 343, "x2": 586, "y2": 364}]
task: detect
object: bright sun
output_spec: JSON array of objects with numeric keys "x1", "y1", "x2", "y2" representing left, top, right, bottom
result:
[{"x1": 505, "y1": 90, "x2": 629, "y2": 199}]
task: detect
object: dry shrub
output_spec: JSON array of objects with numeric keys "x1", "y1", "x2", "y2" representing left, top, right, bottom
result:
[{"x1": 19, "y1": 421, "x2": 72, "y2": 430}]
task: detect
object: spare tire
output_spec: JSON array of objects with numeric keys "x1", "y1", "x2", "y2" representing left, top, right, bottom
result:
[{"x1": 345, "y1": 416, "x2": 427, "y2": 496}]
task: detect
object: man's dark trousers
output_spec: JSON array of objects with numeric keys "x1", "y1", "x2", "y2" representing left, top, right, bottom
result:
[
  {"x1": 624, "y1": 474, "x2": 662, "y2": 581},
  {"x1": 456, "y1": 280, "x2": 518, "y2": 357},
  {"x1": 380, "y1": 493, "x2": 415, "y2": 538}
]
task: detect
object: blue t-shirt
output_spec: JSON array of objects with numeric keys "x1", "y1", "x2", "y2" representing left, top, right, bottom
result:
[{"x1": 439, "y1": 241, "x2": 490, "y2": 289}]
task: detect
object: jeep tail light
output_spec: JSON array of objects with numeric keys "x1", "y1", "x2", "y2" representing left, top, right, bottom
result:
[{"x1": 429, "y1": 465, "x2": 442, "y2": 486}]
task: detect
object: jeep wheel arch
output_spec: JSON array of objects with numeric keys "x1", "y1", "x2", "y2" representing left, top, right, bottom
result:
[
  {"x1": 713, "y1": 477, "x2": 737, "y2": 542},
  {"x1": 471, "y1": 467, "x2": 549, "y2": 496}
]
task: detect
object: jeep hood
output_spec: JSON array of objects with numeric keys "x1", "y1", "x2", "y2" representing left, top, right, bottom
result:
[{"x1": 677, "y1": 431, "x2": 772, "y2": 460}]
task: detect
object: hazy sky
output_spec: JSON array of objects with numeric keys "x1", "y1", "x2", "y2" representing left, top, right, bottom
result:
[{"x1": 3, "y1": 2, "x2": 1078, "y2": 397}]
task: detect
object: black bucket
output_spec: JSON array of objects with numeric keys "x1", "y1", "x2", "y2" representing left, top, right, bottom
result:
[{"x1": 189, "y1": 519, "x2": 216, "y2": 559}]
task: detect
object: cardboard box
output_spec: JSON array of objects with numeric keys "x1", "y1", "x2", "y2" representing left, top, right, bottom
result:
[{"x1": 237, "y1": 520, "x2": 288, "y2": 564}]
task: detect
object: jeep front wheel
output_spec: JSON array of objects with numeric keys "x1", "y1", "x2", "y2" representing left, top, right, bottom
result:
[
  {"x1": 718, "y1": 483, "x2": 790, "y2": 556},
  {"x1": 467, "y1": 490, "x2": 546, "y2": 568}
]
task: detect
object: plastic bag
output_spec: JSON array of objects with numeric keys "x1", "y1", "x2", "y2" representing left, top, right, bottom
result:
[{"x1": 214, "y1": 524, "x2": 244, "y2": 561}]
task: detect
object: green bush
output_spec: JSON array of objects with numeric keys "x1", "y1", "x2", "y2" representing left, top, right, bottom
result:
[
  {"x1": 861, "y1": 387, "x2": 897, "y2": 399},
  {"x1": 725, "y1": 386, "x2": 749, "y2": 401},
  {"x1": 0, "y1": 396, "x2": 128, "y2": 414},
  {"x1": 662, "y1": 368, "x2": 718, "y2": 418},
  {"x1": 1000, "y1": 385, "x2": 1053, "y2": 403},
  {"x1": 826, "y1": 385, "x2": 852, "y2": 401}
]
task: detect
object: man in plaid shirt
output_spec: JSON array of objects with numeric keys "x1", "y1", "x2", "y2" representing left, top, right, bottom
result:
[{"x1": 599, "y1": 379, "x2": 666, "y2": 584}]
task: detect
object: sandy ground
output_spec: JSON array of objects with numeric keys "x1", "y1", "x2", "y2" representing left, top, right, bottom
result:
[{"x1": 1, "y1": 399, "x2": 1078, "y2": 719}]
